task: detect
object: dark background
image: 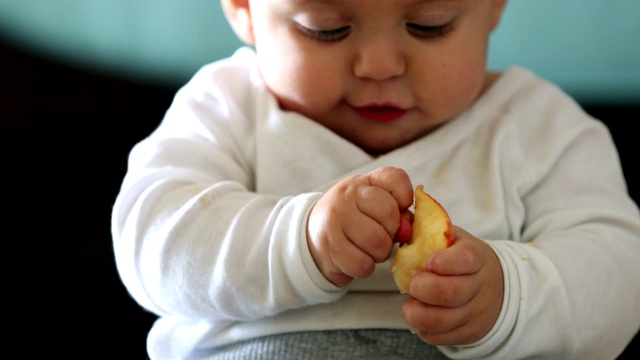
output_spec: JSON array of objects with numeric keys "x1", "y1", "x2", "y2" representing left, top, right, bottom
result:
[{"x1": 1, "y1": 40, "x2": 637, "y2": 359}]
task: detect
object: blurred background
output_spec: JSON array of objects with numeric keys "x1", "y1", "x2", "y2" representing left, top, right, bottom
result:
[
  {"x1": 2, "y1": 0, "x2": 639, "y2": 104},
  {"x1": 1, "y1": 1, "x2": 638, "y2": 358}
]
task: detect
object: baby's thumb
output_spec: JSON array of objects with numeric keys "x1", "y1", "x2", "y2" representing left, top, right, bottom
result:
[{"x1": 393, "y1": 210, "x2": 414, "y2": 244}]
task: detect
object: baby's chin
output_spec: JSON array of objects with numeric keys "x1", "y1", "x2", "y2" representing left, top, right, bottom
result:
[
  {"x1": 347, "y1": 125, "x2": 438, "y2": 155},
  {"x1": 349, "y1": 132, "x2": 416, "y2": 156}
]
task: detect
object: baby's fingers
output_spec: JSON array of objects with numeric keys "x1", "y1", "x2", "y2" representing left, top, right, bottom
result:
[
  {"x1": 345, "y1": 212, "x2": 395, "y2": 262},
  {"x1": 366, "y1": 167, "x2": 414, "y2": 210},
  {"x1": 402, "y1": 296, "x2": 468, "y2": 342},
  {"x1": 409, "y1": 272, "x2": 478, "y2": 308},
  {"x1": 332, "y1": 240, "x2": 377, "y2": 283},
  {"x1": 355, "y1": 185, "x2": 404, "y2": 239},
  {"x1": 428, "y1": 227, "x2": 484, "y2": 275}
]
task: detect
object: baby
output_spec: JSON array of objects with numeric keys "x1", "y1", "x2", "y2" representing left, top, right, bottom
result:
[{"x1": 112, "y1": 1, "x2": 640, "y2": 358}]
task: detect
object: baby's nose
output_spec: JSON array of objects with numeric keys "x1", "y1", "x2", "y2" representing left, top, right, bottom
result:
[{"x1": 352, "y1": 38, "x2": 406, "y2": 80}]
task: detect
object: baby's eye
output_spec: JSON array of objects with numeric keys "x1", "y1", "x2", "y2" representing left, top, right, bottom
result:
[
  {"x1": 406, "y1": 23, "x2": 454, "y2": 39},
  {"x1": 297, "y1": 24, "x2": 351, "y2": 42}
]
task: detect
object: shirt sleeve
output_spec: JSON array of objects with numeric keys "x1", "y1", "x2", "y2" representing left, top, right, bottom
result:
[
  {"x1": 111, "y1": 58, "x2": 345, "y2": 322},
  {"x1": 440, "y1": 88, "x2": 640, "y2": 359}
]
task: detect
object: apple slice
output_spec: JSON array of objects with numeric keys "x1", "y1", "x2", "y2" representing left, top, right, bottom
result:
[{"x1": 391, "y1": 185, "x2": 455, "y2": 294}]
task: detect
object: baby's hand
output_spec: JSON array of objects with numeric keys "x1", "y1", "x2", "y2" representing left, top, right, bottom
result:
[
  {"x1": 307, "y1": 167, "x2": 414, "y2": 287},
  {"x1": 401, "y1": 226, "x2": 504, "y2": 345}
]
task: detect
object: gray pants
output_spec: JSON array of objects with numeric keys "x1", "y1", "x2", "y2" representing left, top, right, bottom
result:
[{"x1": 188, "y1": 329, "x2": 450, "y2": 360}]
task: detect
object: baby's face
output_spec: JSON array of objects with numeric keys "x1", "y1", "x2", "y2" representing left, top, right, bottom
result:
[{"x1": 247, "y1": 0, "x2": 506, "y2": 154}]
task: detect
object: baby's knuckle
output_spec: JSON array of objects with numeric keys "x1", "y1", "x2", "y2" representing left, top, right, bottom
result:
[
  {"x1": 457, "y1": 245, "x2": 481, "y2": 268},
  {"x1": 420, "y1": 312, "x2": 446, "y2": 331},
  {"x1": 352, "y1": 256, "x2": 375, "y2": 278},
  {"x1": 434, "y1": 278, "x2": 462, "y2": 303},
  {"x1": 368, "y1": 231, "x2": 392, "y2": 259}
]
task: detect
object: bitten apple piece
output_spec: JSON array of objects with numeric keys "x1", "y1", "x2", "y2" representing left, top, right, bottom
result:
[{"x1": 391, "y1": 185, "x2": 455, "y2": 294}]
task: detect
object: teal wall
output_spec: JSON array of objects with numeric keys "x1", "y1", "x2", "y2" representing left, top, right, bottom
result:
[{"x1": 1, "y1": 0, "x2": 638, "y2": 105}]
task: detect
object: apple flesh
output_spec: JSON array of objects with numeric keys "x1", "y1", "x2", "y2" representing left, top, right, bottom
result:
[{"x1": 391, "y1": 185, "x2": 455, "y2": 294}]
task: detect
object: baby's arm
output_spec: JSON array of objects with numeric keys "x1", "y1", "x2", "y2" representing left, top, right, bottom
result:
[
  {"x1": 111, "y1": 75, "x2": 349, "y2": 322},
  {"x1": 434, "y1": 119, "x2": 640, "y2": 359},
  {"x1": 112, "y1": 143, "x2": 337, "y2": 321}
]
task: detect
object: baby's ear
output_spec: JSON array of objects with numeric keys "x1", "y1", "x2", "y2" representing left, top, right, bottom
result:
[
  {"x1": 221, "y1": 0, "x2": 255, "y2": 45},
  {"x1": 490, "y1": 0, "x2": 509, "y2": 31}
]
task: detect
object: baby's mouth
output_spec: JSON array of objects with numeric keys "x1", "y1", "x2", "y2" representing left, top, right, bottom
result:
[{"x1": 352, "y1": 105, "x2": 408, "y2": 123}]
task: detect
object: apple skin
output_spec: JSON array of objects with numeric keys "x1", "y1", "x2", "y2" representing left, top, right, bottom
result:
[{"x1": 391, "y1": 185, "x2": 455, "y2": 294}]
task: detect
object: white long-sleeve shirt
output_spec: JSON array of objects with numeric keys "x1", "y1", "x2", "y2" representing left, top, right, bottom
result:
[{"x1": 112, "y1": 47, "x2": 640, "y2": 360}]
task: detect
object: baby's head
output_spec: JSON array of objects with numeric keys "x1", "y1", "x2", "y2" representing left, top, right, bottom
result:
[{"x1": 222, "y1": 0, "x2": 507, "y2": 154}]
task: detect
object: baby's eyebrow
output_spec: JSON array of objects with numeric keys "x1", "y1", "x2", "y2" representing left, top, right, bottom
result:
[
  {"x1": 293, "y1": 0, "x2": 333, "y2": 4},
  {"x1": 406, "y1": 0, "x2": 466, "y2": 6},
  {"x1": 289, "y1": 0, "x2": 465, "y2": 12},
  {"x1": 294, "y1": 0, "x2": 463, "y2": 6}
]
